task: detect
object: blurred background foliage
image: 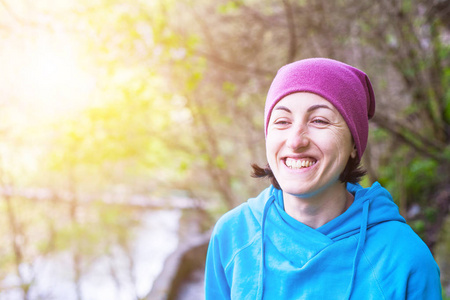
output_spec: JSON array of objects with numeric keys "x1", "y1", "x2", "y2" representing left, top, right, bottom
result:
[{"x1": 0, "y1": 0, "x2": 449, "y2": 299}]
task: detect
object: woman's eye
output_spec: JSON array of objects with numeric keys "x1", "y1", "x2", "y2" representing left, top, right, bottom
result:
[
  {"x1": 274, "y1": 120, "x2": 290, "y2": 125},
  {"x1": 312, "y1": 119, "x2": 329, "y2": 125}
]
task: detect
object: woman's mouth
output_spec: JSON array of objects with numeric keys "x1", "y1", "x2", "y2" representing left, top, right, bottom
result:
[{"x1": 285, "y1": 157, "x2": 317, "y2": 169}]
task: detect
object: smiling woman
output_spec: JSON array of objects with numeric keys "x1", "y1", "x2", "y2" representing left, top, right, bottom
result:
[{"x1": 204, "y1": 58, "x2": 442, "y2": 300}]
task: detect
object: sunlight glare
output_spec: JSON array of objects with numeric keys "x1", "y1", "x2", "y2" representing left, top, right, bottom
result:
[{"x1": 0, "y1": 5, "x2": 96, "y2": 125}]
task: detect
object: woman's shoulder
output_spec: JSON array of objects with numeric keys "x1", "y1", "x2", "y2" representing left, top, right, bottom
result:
[
  {"x1": 212, "y1": 201, "x2": 256, "y2": 234},
  {"x1": 210, "y1": 187, "x2": 274, "y2": 251},
  {"x1": 212, "y1": 186, "x2": 273, "y2": 235},
  {"x1": 365, "y1": 220, "x2": 438, "y2": 270},
  {"x1": 363, "y1": 221, "x2": 442, "y2": 298}
]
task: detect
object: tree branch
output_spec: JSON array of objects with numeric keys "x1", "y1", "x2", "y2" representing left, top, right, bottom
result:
[
  {"x1": 194, "y1": 49, "x2": 273, "y2": 77},
  {"x1": 372, "y1": 114, "x2": 448, "y2": 163},
  {"x1": 281, "y1": 0, "x2": 297, "y2": 63}
]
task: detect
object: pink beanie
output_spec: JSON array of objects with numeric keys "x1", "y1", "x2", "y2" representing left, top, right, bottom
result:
[{"x1": 264, "y1": 58, "x2": 376, "y2": 160}]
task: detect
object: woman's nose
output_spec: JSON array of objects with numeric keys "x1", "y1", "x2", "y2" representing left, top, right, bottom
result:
[{"x1": 286, "y1": 125, "x2": 310, "y2": 150}]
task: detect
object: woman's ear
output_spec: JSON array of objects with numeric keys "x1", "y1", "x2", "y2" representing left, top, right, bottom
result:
[{"x1": 350, "y1": 145, "x2": 357, "y2": 159}]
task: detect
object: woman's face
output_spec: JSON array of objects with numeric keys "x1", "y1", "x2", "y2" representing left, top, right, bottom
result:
[{"x1": 266, "y1": 92, "x2": 357, "y2": 198}]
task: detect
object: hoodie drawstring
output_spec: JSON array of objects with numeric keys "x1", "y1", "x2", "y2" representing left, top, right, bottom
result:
[
  {"x1": 256, "y1": 196, "x2": 275, "y2": 300},
  {"x1": 345, "y1": 199, "x2": 370, "y2": 299}
]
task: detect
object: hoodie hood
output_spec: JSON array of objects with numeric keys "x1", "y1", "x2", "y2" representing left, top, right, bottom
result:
[
  {"x1": 248, "y1": 182, "x2": 406, "y2": 299},
  {"x1": 248, "y1": 182, "x2": 405, "y2": 236}
]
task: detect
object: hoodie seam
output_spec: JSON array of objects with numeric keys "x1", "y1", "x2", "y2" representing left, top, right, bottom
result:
[
  {"x1": 224, "y1": 232, "x2": 261, "y2": 272},
  {"x1": 355, "y1": 238, "x2": 387, "y2": 300}
]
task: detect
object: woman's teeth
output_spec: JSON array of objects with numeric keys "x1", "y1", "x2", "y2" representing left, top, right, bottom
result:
[{"x1": 285, "y1": 158, "x2": 317, "y2": 169}]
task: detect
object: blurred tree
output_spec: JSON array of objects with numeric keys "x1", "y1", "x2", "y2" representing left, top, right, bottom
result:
[{"x1": 0, "y1": 177, "x2": 32, "y2": 300}]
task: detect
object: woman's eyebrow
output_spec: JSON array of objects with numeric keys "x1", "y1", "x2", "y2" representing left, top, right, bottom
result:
[
  {"x1": 307, "y1": 104, "x2": 333, "y2": 113},
  {"x1": 274, "y1": 106, "x2": 291, "y2": 113}
]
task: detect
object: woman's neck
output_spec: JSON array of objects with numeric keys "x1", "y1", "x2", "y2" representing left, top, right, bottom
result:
[{"x1": 282, "y1": 183, "x2": 354, "y2": 229}]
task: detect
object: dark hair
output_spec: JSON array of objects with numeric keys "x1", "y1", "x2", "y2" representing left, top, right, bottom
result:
[{"x1": 251, "y1": 157, "x2": 366, "y2": 190}]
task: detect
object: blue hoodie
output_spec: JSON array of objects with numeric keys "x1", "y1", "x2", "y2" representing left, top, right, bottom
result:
[{"x1": 205, "y1": 182, "x2": 442, "y2": 299}]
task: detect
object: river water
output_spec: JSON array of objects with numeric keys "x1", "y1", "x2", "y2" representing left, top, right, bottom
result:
[{"x1": 0, "y1": 210, "x2": 181, "y2": 300}]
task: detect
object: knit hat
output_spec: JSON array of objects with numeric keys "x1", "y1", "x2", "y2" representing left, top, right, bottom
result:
[{"x1": 264, "y1": 58, "x2": 376, "y2": 161}]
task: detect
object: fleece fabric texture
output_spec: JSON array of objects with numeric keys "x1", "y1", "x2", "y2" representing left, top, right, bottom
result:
[
  {"x1": 205, "y1": 182, "x2": 442, "y2": 299},
  {"x1": 264, "y1": 58, "x2": 376, "y2": 160}
]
